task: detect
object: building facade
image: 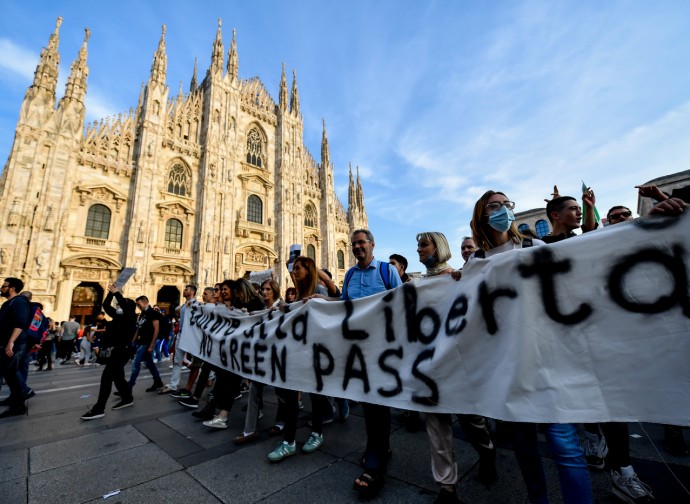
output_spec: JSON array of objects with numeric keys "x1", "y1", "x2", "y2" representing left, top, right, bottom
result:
[
  {"x1": 636, "y1": 169, "x2": 690, "y2": 216},
  {"x1": 0, "y1": 18, "x2": 368, "y2": 321},
  {"x1": 514, "y1": 208, "x2": 551, "y2": 239}
]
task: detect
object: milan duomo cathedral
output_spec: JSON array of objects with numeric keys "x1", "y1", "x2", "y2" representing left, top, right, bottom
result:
[{"x1": 0, "y1": 18, "x2": 368, "y2": 321}]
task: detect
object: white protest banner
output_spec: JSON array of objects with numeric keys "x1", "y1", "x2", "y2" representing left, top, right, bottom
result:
[{"x1": 179, "y1": 213, "x2": 690, "y2": 425}]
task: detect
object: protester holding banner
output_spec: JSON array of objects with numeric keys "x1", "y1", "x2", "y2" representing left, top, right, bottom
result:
[
  {"x1": 339, "y1": 229, "x2": 402, "y2": 498},
  {"x1": 180, "y1": 283, "x2": 224, "y2": 419},
  {"x1": 470, "y1": 190, "x2": 592, "y2": 504},
  {"x1": 235, "y1": 279, "x2": 283, "y2": 445},
  {"x1": 268, "y1": 257, "x2": 331, "y2": 461},
  {"x1": 572, "y1": 203, "x2": 656, "y2": 502},
  {"x1": 416, "y1": 231, "x2": 497, "y2": 503},
  {"x1": 203, "y1": 279, "x2": 264, "y2": 430}
]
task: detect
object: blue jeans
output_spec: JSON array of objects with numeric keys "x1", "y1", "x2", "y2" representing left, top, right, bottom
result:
[
  {"x1": 17, "y1": 343, "x2": 31, "y2": 396},
  {"x1": 154, "y1": 338, "x2": 169, "y2": 362},
  {"x1": 0, "y1": 340, "x2": 27, "y2": 409},
  {"x1": 512, "y1": 422, "x2": 592, "y2": 504},
  {"x1": 128, "y1": 345, "x2": 161, "y2": 387}
]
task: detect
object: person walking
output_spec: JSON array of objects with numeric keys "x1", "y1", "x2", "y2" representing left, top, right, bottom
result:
[
  {"x1": 0, "y1": 277, "x2": 31, "y2": 418},
  {"x1": 128, "y1": 296, "x2": 164, "y2": 392},
  {"x1": 81, "y1": 284, "x2": 138, "y2": 419}
]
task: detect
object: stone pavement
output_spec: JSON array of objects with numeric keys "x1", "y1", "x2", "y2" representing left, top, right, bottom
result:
[{"x1": 0, "y1": 364, "x2": 689, "y2": 503}]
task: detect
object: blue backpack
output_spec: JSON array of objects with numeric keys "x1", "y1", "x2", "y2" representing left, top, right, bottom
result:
[{"x1": 342, "y1": 261, "x2": 392, "y2": 300}]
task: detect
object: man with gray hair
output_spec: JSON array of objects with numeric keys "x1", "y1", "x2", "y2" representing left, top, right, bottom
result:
[{"x1": 309, "y1": 229, "x2": 402, "y2": 496}]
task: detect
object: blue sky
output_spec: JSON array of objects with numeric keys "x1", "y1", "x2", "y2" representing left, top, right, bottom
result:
[{"x1": 2, "y1": 1, "x2": 690, "y2": 270}]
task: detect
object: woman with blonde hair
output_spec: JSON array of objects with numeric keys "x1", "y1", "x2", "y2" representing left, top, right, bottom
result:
[{"x1": 416, "y1": 231, "x2": 496, "y2": 503}]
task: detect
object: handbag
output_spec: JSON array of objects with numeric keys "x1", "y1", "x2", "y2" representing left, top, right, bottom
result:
[{"x1": 96, "y1": 346, "x2": 115, "y2": 364}]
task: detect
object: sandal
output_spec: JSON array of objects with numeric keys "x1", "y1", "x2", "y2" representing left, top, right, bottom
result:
[{"x1": 353, "y1": 471, "x2": 384, "y2": 499}]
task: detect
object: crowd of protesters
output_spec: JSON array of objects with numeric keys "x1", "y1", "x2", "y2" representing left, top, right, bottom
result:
[{"x1": 0, "y1": 182, "x2": 687, "y2": 504}]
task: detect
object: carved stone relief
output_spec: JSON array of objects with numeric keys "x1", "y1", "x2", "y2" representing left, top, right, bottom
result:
[{"x1": 137, "y1": 221, "x2": 145, "y2": 243}]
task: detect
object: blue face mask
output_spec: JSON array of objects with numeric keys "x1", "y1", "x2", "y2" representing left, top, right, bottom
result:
[
  {"x1": 488, "y1": 205, "x2": 515, "y2": 233},
  {"x1": 422, "y1": 253, "x2": 437, "y2": 268}
]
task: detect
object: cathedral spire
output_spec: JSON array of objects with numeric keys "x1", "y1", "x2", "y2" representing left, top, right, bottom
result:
[
  {"x1": 28, "y1": 16, "x2": 62, "y2": 99},
  {"x1": 321, "y1": 119, "x2": 330, "y2": 169},
  {"x1": 290, "y1": 69, "x2": 300, "y2": 115},
  {"x1": 227, "y1": 28, "x2": 238, "y2": 81},
  {"x1": 190, "y1": 57, "x2": 198, "y2": 92},
  {"x1": 150, "y1": 24, "x2": 167, "y2": 85},
  {"x1": 356, "y1": 165, "x2": 364, "y2": 207},
  {"x1": 210, "y1": 18, "x2": 224, "y2": 76},
  {"x1": 136, "y1": 82, "x2": 145, "y2": 110},
  {"x1": 278, "y1": 63, "x2": 288, "y2": 112},
  {"x1": 348, "y1": 162, "x2": 356, "y2": 207},
  {"x1": 60, "y1": 27, "x2": 90, "y2": 106}
]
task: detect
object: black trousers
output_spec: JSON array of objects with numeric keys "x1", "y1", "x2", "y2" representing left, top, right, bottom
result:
[
  {"x1": 93, "y1": 349, "x2": 131, "y2": 412},
  {"x1": 275, "y1": 388, "x2": 300, "y2": 443},
  {"x1": 362, "y1": 403, "x2": 392, "y2": 473},
  {"x1": 37, "y1": 340, "x2": 53, "y2": 369},
  {"x1": 214, "y1": 369, "x2": 242, "y2": 412}
]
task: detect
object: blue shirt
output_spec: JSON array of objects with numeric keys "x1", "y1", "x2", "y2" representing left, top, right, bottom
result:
[{"x1": 341, "y1": 257, "x2": 402, "y2": 301}]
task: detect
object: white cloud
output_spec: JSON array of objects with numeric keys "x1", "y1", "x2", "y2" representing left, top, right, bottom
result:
[{"x1": 0, "y1": 39, "x2": 37, "y2": 81}]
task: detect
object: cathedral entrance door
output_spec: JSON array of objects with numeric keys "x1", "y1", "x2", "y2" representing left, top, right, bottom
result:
[
  {"x1": 156, "y1": 285, "x2": 180, "y2": 318},
  {"x1": 70, "y1": 282, "x2": 104, "y2": 327}
]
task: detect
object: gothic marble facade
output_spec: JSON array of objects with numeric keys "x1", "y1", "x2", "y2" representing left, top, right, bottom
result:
[{"x1": 0, "y1": 18, "x2": 368, "y2": 319}]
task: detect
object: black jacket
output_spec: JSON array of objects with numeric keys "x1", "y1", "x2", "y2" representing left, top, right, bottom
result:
[{"x1": 102, "y1": 292, "x2": 137, "y2": 349}]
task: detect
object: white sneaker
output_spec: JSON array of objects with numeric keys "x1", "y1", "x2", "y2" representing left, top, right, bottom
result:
[
  {"x1": 611, "y1": 470, "x2": 654, "y2": 503},
  {"x1": 203, "y1": 415, "x2": 228, "y2": 429}
]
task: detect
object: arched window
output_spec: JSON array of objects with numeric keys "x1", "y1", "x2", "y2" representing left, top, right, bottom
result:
[
  {"x1": 85, "y1": 204, "x2": 111, "y2": 239},
  {"x1": 165, "y1": 218, "x2": 183, "y2": 249},
  {"x1": 167, "y1": 163, "x2": 191, "y2": 196},
  {"x1": 307, "y1": 244, "x2": 316, "y2": 260},
  {"x1": 535, "y1": 219, "x2": 550, "y2": 238},
  {"x1": 246, "y1": 128, "x2": 263, "y2": 167},
  {"x1": 337, "y1": 250, "x2": 345, "y2": 269},
  {"x1": 518, "y1": 223, "x2": 530, "y2": 233},
  {"x1": 247, "y1": 195, "x2": 263, "y2": 224},
  {"x1": 304, "y1": 203, "x2": 317, "y2": 227}
]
